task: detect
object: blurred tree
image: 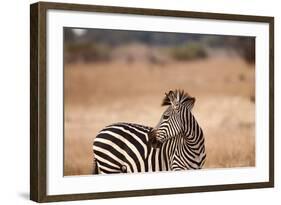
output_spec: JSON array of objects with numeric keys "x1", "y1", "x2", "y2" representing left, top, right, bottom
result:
[
  {"x1": 64, "y1": 29, "x2": 76, "y2": 42},
  {"x1": 64, "y1": 28, "x2": 255, "y2": 64}
]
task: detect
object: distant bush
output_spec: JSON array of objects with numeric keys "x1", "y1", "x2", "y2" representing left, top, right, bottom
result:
[
  {"x1": 238, "y1": 38, "x2": 255, "y2": 64},
  {"x1": 65, "y1": 43, "x2": 111, "y2": 63},
  {"x1": 170, "y1": 42, "x2": 207, "y2": 61}
]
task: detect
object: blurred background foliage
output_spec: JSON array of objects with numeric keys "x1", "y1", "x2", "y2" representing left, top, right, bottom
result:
[
  {"x1": 64, "y1": 28, "x2": 255, "y2": 64},
  {"x1": 170, "y1": 42, "x2": 207, "y2": 61}
]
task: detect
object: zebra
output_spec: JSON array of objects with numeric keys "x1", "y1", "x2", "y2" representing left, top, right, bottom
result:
[{"x1": 93, "y1": 89, "x2": 206, "y2": 174}]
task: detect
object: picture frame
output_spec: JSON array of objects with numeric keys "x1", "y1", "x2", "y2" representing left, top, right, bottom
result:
[{"x1": 30, "y1": 1, "x2": 274, "y2": 202}]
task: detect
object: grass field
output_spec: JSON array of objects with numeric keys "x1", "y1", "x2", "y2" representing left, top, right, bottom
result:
[{"x1": 64, "y1": 56, "x2": 255, "y2": 176}]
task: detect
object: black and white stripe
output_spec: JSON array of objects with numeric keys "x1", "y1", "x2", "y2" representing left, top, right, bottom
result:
[
  {"x1": 93, "y1": 123, "x2": 151, "y2": 173},
  {"x1": 93, "y1": 90, "x2": 206, "y2": 174}
]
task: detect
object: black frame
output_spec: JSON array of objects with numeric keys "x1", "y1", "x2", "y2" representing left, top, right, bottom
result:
[{"x1": 30, "y1": 1, "x2": 274, "y2": 202}]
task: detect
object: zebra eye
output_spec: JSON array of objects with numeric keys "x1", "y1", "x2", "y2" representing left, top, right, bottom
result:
[{"x1": 163, "y1": 114, "x2": 169, "y2": 120}]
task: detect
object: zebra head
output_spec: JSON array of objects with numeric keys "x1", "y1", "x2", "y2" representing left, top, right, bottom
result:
[{"x1": 148, "y1": 90, "x2": 196, "y2": 148}]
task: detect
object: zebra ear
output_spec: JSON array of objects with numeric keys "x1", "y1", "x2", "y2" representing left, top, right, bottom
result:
[
  {"x1": 184, "y1": 97, "x2": 196, "y2": 109},
  {"x1": 162, "y1": 90, "x2": 177, "y2": 107},
  {"x1": 162, "y1": 92, "x2": 171, "y2": 106}
]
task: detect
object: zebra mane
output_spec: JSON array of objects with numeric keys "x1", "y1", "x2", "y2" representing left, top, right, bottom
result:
[{"x1": 162, "y1": 89, "x2": 194, "y2": 106}]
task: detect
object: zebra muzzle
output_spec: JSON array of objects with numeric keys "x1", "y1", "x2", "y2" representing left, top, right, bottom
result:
[{"x1": 148, "y1": 130, "x2": 162, "y2": 149}]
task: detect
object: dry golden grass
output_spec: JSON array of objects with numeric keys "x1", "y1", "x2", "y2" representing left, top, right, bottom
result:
[{"x1": 64, "y1": 56, "x2": 255, "y2": 176}]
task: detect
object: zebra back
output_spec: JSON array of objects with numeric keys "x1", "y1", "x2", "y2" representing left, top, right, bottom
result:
[{"x1": 93, "y1": 123, "x2": 152, "y2": 173}]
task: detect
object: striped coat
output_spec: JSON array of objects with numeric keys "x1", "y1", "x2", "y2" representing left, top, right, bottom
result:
[{"x1": 93, "y1": 122, "x2": 205, "y2": 174}]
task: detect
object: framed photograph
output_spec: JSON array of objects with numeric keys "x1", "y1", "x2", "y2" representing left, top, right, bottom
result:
[{"x1": 30, "y1": 1, "x2": 274, "y2": 202}]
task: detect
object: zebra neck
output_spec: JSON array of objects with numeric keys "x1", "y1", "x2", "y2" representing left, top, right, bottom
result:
[
  {"x1": 181, "y1": 134, "x2": 205, "y2": 167},
  {"x1": 182, "y1": 136, "x2": 203, "y2": 153}
]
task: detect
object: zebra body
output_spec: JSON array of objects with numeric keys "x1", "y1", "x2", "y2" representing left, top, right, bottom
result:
[
  {"x1": 93, "y1": 90, "x2": 206, "y2": 174},
  {"x1": 93, "y1": 123, "x2": 205, "y2": 173}
]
